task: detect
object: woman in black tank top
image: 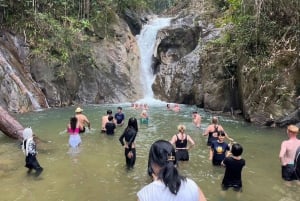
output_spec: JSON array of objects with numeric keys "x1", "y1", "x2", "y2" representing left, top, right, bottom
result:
[{"x1": 170, "y1": 125, "x2": 195, "y2": 161}]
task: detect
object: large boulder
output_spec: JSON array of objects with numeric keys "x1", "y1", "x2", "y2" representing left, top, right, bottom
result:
[{"x1": 30, "y1": 15, "x2": 143, "y2": 106}]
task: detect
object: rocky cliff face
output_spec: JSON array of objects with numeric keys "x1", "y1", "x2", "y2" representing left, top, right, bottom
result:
[
  {"x1": 30, "y1": 15, "x2": 143, "y2": 107},
  {"x1": 150, "y1": 0, "x2": 299, "y2": 127},
  {"x1": 0, "y1": 32, "x2": 48, "y2": 112},
  {"x1": 0, "y1": 0, "x2": 299, "y2": 127},
  {"x1": 0, "y1": 14, "x2": 143, "y2": 111}
]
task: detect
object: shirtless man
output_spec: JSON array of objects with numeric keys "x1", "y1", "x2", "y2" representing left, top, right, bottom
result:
[
  {"x1": 192, "y1": 111, "x2": 201, "y2": 128},
  {"x1": 172, "y1": 104, "x2": 180, "y2": 112},
  {"x1": 279, "y1": 125, "x2": 300, "y2": 181},
  {"x1": 75, "y1": 107, "x2": 91, "y2": 133},
  {"x1": 203, "y1": 116, "x2": 233, "y2": 146},
  {"x1": 101, "y1": 110, "x2": 113, "y2": 133}
]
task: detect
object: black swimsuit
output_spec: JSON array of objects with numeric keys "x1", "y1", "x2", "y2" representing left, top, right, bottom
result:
[
  {"x1": 175, "y1": 134, "x2": 189, "y2": 161},
  {"x1": 207, "y1": 125, "x2": 219, "y2": 146}
]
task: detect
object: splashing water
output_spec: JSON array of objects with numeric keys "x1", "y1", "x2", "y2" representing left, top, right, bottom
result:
[{"x1": 136, "y1": 17, "x2": 171, "y2": 104}]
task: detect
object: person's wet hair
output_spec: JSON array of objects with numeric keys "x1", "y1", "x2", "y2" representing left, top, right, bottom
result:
[
  {"x1": 70, "y1": 117, "x2": 77, "y2": 130},
  {"x1": 147, "y1": 140, "x2": 185, "y2": 195},
  {"x1": 127, "y1": 117, "x2": 138, "y2": 132},
  {"x1": 107, "y1": 110, "x2": 112, "y2": 115},
  {"x1": 108, "y1": 115, "x2": 113, "y2": 121},
  {"x1": 231, "y1": 143, "x2": 243, "y2": 156}
]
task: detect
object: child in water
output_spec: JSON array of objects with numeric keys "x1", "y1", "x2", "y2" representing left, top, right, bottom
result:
[
  {"x1": 221, "y1": 143, "x2": 245, "y2": 192},
  {"x1": 209, "y1": 131, "x2": 230, "y2": 165},
  {"x1": 105, "y1": 115, "x2": 116, "y2": 135},
  {"x1": 22, "y1": 127, "x2": 43, "y2": 176}
]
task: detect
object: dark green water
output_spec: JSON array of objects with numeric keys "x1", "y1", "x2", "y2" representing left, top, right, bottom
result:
[{"x1": 0, "y1": 104, "x2": 299, "y2": 201}]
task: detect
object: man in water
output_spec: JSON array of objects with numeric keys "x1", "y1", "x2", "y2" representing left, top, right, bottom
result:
[
  {"x1": 101, "y1": 110, "x2": 113, "y2": 133},
  {"x1": 75, "y1": 107, "x2": 91, "y2": 133},
  {"x1": 192, "y1": 111, "x2": 201, "y2": 128},
  {"x1": 279, "y1": 125, "x2": 300, "y2": 181},
  {"x1": 115, "y1": 106, "x2": 125, "y2": 126},
  {"x1": 172, "y1": 104, "x2": 180, "y2": 112}
]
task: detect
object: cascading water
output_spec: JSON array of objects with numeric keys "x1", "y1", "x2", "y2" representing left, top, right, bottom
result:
[
  {"x1": 136, "y1": 17, "x2": 171, "y2": 103},
  {"x1": 0, "y1": 52, "x2": 43, "y2": 110}
]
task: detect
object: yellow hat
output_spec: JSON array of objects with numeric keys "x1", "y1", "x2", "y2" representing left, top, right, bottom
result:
[
  {"x1": 75, "y1": 107, "x2": 83, "y2": 113},
  {"x1": 287, "y1": 125, "x2": 299, "y2": 134}
]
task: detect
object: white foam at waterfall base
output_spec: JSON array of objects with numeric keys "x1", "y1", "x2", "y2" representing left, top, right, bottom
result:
[{"x1": 136, "y1": 17, "x2": 172, "y2": 105}]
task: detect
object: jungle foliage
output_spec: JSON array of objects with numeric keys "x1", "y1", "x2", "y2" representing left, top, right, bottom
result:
[
  {"x1": 212, "y1": 0, "x2": 300, "y2": 113},
  {"x1": 0, "y1": 0, "x2": 178, "y2": 78}
]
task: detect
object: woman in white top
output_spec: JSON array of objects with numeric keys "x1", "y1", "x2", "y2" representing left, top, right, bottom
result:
[{"x1": 137, "y1": 140, "x2": 207, "y2": 201}]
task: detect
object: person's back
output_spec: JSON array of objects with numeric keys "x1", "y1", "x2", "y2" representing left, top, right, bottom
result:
[
  {"x1": 75, "y1": 107, "x2": 90, "y2": 133},
  {"x1": 67, "y1": 117, "x2": 81, "y2": 148},
  {"x1": 102, "y1": 110, "x2": 112, "y2": 132},
  {"x1": 137, "y1": 140, "x2": 207, "y2": 201},
  {"x1": 279, "y1": 125, "x2": 300, "y2": 181},
  {"x1": 105, "y1": 115, "x2": 116, "y2": 135},
  {"x1": 138, "y1": 178, "x2": 200, "y2": 201},
  {"x1": 76, "y1": 114, "x2": 88, "y2": 129},
  {"x1": 280, "y1": 137, "x2": 300, "y2": 165},
  {"x1": 222, "y1": 143, "x2": 245, "y2": 192}
]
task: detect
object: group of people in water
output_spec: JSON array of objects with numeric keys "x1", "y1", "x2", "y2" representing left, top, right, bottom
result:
[
  {"x1": 71, "y1": 104, "x2": 244, "y2": 200},
  {"x1": 20, "y1": 104, "x2": 300, "y2": 201}
]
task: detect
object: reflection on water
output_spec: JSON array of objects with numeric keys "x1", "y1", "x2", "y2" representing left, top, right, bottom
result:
[{"x1": 0, "y1": 104, "x2": 299, "y2": 201}]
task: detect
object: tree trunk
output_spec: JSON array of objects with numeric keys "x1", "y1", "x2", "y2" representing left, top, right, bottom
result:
[{"x1": 0, "y1": 106, "x2": 24, "y2": 140}]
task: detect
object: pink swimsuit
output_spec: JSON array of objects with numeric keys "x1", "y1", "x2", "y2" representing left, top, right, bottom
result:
[{"x1": 68, "y1": 127, "x2": 80, "y2": 135}]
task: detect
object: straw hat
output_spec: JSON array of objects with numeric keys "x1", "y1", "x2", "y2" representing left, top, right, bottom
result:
[
  {"x1": 287, "y1": 125, "x2": 299, "y2": 134},
  {"x1": 75, "y1": 107, "x2": 83, "y2": 113}
]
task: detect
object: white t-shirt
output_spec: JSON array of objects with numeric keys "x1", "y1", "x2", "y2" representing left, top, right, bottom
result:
[{"x1": 137, "y1": 178, "x2": 199, "y2": 201}]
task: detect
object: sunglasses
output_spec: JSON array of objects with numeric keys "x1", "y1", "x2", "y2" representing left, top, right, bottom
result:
[{"x1": 218, "y1": 133, "x2": 226, "y2": 137}]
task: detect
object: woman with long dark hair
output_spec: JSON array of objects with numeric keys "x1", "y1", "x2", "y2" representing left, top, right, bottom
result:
[
  {"x1": 137, "y1": 140, "x2": 207, "y2": 201},
  {"x1": 119, "y1": 117, "x2": 138, "y2": 169},
  {"x1": 67, "y1": 117, "x2": 82, "y2": 148}
]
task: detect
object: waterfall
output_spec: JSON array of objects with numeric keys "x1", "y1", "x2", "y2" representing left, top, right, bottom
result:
[
  {"x1": 26, "y1": 91, "x2": 42, "y2": 110},
  {"x1": 136, "y1": 17, "x2": 171, "y2": 103},
  {"x1": 0, "y1": 52, "x2": 42, "y2": 111}
]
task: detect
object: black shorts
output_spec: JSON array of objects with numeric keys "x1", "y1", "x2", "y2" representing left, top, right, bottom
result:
[
  {"x1": 176, "y1": 150, "x2": 189, "y2": 161},
  {"x1": 282, "y1": 164, "x2": 297, "y2": 181},
  {"x1": 212, "y1": 159, "x2": 222, "y2": 166},
  {"x1": 25, "y1": 154, "x2": 42, "y2": 170}
]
